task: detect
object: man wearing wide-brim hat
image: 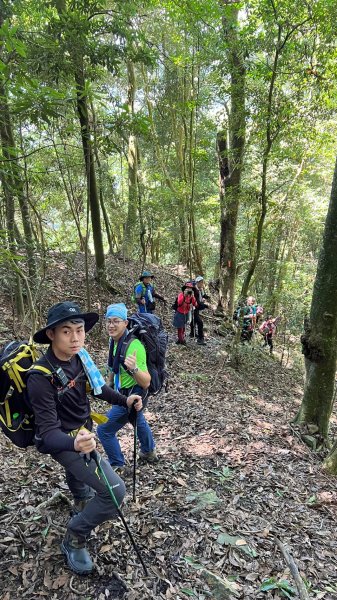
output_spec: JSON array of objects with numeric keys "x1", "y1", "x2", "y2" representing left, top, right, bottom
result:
[
  {"x1": 27, "y1": 301, "x2": 142, "y2": 576},
  {"x1": 133, "y1": 270, "x2": 166, "y2": 314}
]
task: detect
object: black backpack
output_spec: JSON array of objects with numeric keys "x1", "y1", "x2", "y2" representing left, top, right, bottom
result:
[
  {"x1": 0, "y1": 341, "x2": 53, "y2": 448},
  {"x1": 119, "y1": 313, "x2": 169, "y2": 396}
]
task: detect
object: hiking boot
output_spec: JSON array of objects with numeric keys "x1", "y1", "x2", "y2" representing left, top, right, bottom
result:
[
  {"x1": 72, "y1": 492, "x2": 95, "y2": 515},
  {"x1": 61, "y1": 530, "x2": 94, "y2": 575},
  {"x1": 139, "y1": 449, "x2": 159, "y2": 464},
  {"x1": 197, "y1": 338, "x2": 206, "y2": 345},
  {"x1": 113, "y1": 465, "x2": 133, "y2": 477}
]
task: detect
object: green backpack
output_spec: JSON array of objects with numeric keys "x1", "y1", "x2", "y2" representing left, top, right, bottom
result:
[{"x1": 131, "y1": 281, "x2": 146, "y2": 303}]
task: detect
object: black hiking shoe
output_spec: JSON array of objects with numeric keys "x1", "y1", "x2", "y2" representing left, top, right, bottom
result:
[
  {"x1": 112, "y1": 464, "x2": 133, "y2": 477},
  {"x1": 197, "y1": 338, "x2": 206, "y2": 345},
  {"x1": 139, "y1": 449, "x2": 159, "y2": 464},
  {"x1": 61, "y1": 531, "x2": 94, "y2": 575}
]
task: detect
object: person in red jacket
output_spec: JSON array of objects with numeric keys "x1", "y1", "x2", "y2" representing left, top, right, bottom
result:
[{"x1": 172, "y1": 284, "x2": 198, "y2": 345}]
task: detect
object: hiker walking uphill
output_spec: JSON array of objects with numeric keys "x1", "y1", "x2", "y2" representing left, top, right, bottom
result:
[
  {"x1": 189, "y1": 276, "x2": 210, "y2": 346},
  {"x1": 173, "y1": 283, "x2": 198, "y2": 345},
  {"x1": 97, "y1": 303, "x2": 159, "y2": 472},
  {"x1": 26, "y1": 301, "x2": 142, "y2": 576},
  {"x1": 259, "y1": 315, "x2": 278, "y2": 353},
  {"x1": 240, "y1": 296, "x2": 256, "y2": 343},
  {"x1": 134, "y1": 270, "x2": 166, "y2": 313}
]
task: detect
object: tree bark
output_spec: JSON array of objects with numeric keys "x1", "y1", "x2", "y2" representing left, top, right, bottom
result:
[
  {"x1": 218, "y1": 2, "x2": 246, "y2": 316},
  {"x1": 124, "y1": 60, "x2": 139, "y2": 258},
  {"x1": 0, "y1": 79, "x2": 37, "y2": 281},
  {"x1": 75, "y1": 65, "x2": 105, "y2": 281},
  {"x1": 294, "y1": 156, "x2": 337, "y2": 443}
]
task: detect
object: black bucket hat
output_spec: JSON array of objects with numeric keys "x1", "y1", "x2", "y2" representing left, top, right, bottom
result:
[
  {"x1": 33, "y1": 301, "x2": 99, "y2": 344},
  {"x1": 140, "y1": 270, "x2": 154, "y2": 280}
]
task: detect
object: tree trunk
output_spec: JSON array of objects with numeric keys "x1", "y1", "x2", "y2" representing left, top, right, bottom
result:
[
  {"x1": 294, "y1": 156, "x2": 337, "y2": 443},
  {"x1": 0, "y1": 78, "x2": 37, "y2": 281},
  {"x1": 90, "y1": 101, "x2": 115, "y2": 255},
  {"x1": 124, "y1": 60, "x2": 139, "y2": 258},
  {"x1": 218, "y1": 2, "x2": 246, "y2": 316},
  {"x1": 75, "y1": 65, "x2": 105, "y2": 281}
]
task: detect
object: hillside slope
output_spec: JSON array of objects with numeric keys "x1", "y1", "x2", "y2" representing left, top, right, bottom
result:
[{"x1": 0, "y1": 254, "x2": 336, "y2": 600}]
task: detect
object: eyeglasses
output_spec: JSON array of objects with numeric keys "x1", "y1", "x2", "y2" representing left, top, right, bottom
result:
[{"x1": 105, "y1": 318, "x2": 125, "y2": 325}]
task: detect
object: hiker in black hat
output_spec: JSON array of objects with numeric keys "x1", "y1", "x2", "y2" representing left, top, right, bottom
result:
[
  {"x1": 133, "y1": 270, "x2": 166, "y2": 314},
  {"x1": 26, "y1": 301, "x2": 142, "y2": 576}
]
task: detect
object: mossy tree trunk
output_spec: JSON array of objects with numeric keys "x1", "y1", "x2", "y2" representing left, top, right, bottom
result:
[
  {"x1": 218, "y1": 1, "x2": 246, "y2": 316},
  {"x1": 294, "y1": 156, "x2": 337, "y2": 446}
]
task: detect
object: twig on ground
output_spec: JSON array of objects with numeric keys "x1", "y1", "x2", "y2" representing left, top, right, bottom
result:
[
  {"x1": 274, "y1": 537, "x2": 310, "y2": 600},
  {"x1": 69, "y1": 575, "x2": 89, "y2": 595},
  {"x1": 34, "y1": 491, "x2": 72, "y2": 511}
]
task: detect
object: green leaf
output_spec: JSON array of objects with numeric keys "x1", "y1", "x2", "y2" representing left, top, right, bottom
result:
[
  {"x1": 41, "y1": 526, "x2": 50, "y2": 538},
  {"x1": 260, "y1": 577, "x2": 278, "y2": 591},
  {"x1": 181, "y1": 589, "x2": 197, "y2": 597},
  {"x1": 186, "y1": 489, "x2": 221, "y2": 513},
  {"x1": 216, "y1": 532, "x2": 258, "y2": 557}
]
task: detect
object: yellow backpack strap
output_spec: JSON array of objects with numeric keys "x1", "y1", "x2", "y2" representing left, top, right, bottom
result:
[
  {"x1": 2, "y1": 344, "x2": 41, "y2": 392},
  {"x1": 30, "y1": 365, "x2": 52, "y2": 376},
  {"x1": 90, "y1": 411, "x2": 109, "y2": 425}
]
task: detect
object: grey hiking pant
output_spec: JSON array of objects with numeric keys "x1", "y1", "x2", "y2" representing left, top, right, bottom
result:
[{"x1": 52, "y1": 449, "x2": 125, "y2": 539}]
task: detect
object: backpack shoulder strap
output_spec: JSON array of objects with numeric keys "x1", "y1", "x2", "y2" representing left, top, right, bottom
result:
[
  {"x1": 30, "y1": 365, "x2": 53, "y2": 376},
  {"x1": 119, "y1": 333, "x2": 137, "y2": 367}
]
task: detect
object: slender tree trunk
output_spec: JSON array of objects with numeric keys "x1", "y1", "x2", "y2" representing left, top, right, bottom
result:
[
  {"x1": 141, "y1": 64, "x2": 188, "y2": 263},
  {"x1": 0, "y1": 79, "x2": 37, "y2": 281},
  {"x1": 218, "y1": 2, "x2": 246, "y2": 316},
  {"x1": 124, "y1": 60, "x2": 139, "y2": 258},
  {"x1": 52, "y1": 139, "x2": 86, "y2": 250},
  {"x1": 90, "y1": 101, "x2": 114, "y2": 255},
  {"x1": 294, "y1": 156, "x2": 337, "y2": 445},
  {"x1": 75, "y1": 65, "x2": 105, "y2": 280}
]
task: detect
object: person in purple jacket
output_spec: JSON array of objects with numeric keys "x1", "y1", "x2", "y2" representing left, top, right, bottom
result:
[{"x1": 27, "y1": 301, "x2": 142, "y2": 576}]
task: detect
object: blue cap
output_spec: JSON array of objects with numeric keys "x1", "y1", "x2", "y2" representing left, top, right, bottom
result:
[{"x1": 105, "y1": 303, "x2": 128, "y2": 320}]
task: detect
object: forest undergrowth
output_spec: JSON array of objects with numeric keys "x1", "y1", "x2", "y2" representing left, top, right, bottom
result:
[{"x1": 0, "y1": 254, "x2": 336, "y2": 600}]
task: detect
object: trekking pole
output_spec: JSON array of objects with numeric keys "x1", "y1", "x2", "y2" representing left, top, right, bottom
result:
[
  {"x1": 133, "y1": 414, "x2": 137, "y2": 503},
  {"x1": 90, "y1": 450, "x2": 148, "y2": 576}
]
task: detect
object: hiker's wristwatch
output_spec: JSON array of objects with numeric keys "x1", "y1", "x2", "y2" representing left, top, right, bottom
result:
[{"x1": 129, "y1": 367, "x2": 139, "y2": 376}]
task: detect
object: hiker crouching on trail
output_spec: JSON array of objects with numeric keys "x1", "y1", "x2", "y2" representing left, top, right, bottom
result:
[
  {"x1": 26, "y1": 301, "x2": 142, "y2": 576},
  {"x1": 190, "y1": 276, "x2": 210, "y2": 346},
  {"x1": 134, "y1": 270, "x2": 166, "y2": 314},
  {"x1": 173, "y1": 283, "x2": 198, "y2": 345},
  {"x1": 97, "y1": 303, "x2": 158, "y2": 472}
]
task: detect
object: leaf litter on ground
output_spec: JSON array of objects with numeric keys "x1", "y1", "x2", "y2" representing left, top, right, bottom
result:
[{"x1": 0, "y1": 253, "x2": 337, "y2": 599}]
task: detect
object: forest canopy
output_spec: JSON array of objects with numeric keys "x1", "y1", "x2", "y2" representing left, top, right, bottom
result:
[{"x1": 1, "y1": 0, "x2": 337, "y2": 328}]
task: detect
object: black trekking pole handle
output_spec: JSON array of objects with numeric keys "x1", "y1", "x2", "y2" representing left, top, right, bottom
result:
[{"x1": 90, "y1": 450, "x2": 148, "y2": 576}]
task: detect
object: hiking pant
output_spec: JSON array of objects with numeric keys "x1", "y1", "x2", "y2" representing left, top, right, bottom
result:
[
  {"x1": 264, "y1": 333, "x2": 273, "y2": 352},
  {"x1": 241, "y1": 320, "x2": 253, "y2": 342},
  {"x1": 97, "y1": 387, "x2": 155, "y2": 467},
  {"x1": 177, "y1": 327, "x2": 186, "y2": 342},
  {"x1": 137, "y1": 304, "x2": 153, "y2": 314},
  {"x1": 190, "y1": 309, "x2": 204, "y2": 340},
  {"x1": 52, "y1": 449, "x2": 125, "y2": 538}
]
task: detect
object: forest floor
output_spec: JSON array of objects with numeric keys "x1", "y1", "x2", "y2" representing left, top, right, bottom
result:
[{"x1": 0, "y1": 253, "x2": 337, "y2": 600}]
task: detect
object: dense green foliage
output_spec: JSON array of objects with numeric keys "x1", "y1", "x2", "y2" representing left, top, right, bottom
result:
[{"x1": 1, "y1": 0, "x2": 337, "y2": 328}]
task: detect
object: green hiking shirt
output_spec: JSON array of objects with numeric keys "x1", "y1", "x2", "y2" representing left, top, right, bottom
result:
[{"x1": 113, "y1": 338, "x2": 148, "y2": 389}]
